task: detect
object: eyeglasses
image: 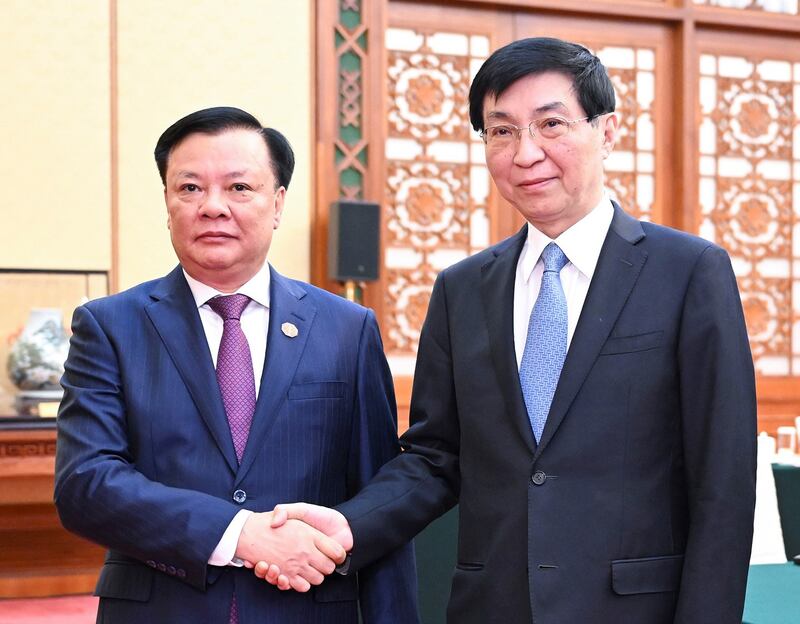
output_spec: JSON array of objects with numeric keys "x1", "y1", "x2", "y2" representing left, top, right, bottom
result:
[{"x1": 480, "y1": 115, "x2": 595, "y2": 149}]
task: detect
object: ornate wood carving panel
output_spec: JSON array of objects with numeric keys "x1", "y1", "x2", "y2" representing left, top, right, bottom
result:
[
  {"x1": 698, "y1": 45, "x2": 800, "y2": 376},
  {"x1": 313, "y1": 0, "x2": 387, "y2": 311},
  {"x1": 383, "y1": 27, "x2": 492, "y2": 373},
  {"x1": 0, "y1": 441, "x2": 56, "y2": 458},
  {"x1": 378, "y1": 4, "x2": 513, "y2": 378},
  {"x1": 335, "y1": 0, "x2": 368, "y2": 200},
  {"x1": 595, "y1": 45, "x2": 657, "y2": 222}
]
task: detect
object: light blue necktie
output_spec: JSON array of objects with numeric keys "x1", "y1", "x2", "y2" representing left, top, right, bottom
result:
[{"x1": 520, "y1": 242, "x2": 569, "y2": 443}]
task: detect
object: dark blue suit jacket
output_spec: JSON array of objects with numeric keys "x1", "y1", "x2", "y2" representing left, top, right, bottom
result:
[
  {"x1": 54, "y1": 265, "x2": 418, "y2": 624},
  {"x1": 338, "y1": 205, "x2": 757, "y2": 624}
]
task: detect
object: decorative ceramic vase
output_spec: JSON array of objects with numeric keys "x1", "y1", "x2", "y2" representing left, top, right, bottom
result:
[{"x1": 7, "y1": 308, "x2": 70, "y2": 392}]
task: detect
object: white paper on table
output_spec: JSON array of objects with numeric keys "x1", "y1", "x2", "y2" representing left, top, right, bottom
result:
[{"x1": 750, "y1": 433, "x2": 787, "y2": 564}]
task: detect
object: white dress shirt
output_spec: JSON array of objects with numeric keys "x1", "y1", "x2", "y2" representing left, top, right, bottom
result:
[
  {"x1": 182, "y1": 262, "x2": 272, "y2": 566},
  {"x1": 183, "y1": 263, "x2": 271, "y2": 396},
  {"x1": 513, "y1": 194, "x2": 614, "y2": 369}
]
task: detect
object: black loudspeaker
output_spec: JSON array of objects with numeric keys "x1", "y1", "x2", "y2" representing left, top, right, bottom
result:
[{"x1": 328, "y1": 200, "x2": 380, "y2": 281}]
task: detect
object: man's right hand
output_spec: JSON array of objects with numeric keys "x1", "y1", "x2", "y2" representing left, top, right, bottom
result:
[
  {"x1": 271, "y1": 503, "x2": 353, "y2": 550},
  {"x1": 252, "y1": 503, "x2": 354, "y2": 590},
  {"x1": 235, "y1": 511, "x2": 346, "y2": 592}
]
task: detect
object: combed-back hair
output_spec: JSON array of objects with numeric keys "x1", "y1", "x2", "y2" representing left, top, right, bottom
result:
[
  {"x1": 154, "y1": 106, "x2": 295, "y2": 190},
  {"x1": 468, "y1": 37, "x2": 616, "y2": 132}
]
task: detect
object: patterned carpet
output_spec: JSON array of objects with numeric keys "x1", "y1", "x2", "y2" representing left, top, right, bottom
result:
[{"x1": 0, "y1": 595, "x2": 97, "y2": 624}]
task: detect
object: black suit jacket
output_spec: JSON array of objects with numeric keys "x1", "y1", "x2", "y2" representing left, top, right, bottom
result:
[{"x1": 338, "y1": 204, "x2": 757, "y2": 623}]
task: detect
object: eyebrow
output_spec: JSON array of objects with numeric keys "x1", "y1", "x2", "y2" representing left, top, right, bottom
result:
[
  {"x1": 173, "y1": 170, "x2": 254, "y2": 180},
  {"x1": 486, "y1": 100, "x2": 570, "y2": 122}
]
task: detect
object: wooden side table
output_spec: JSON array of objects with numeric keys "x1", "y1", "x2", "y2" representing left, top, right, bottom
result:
[{"x1": 0, "y1": 423, "x2": 104, "y2": 598}]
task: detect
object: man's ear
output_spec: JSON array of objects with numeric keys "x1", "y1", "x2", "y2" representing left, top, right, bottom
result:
[
  {"x1": 600, "y1": 113, "x2": 619, "y2": 159},
  {"x1": 164, "y1": 187, "x2": 172, "y2": 230},
  {"x1": 272, "y1": 186, "x2": 286, "y2": 229}
]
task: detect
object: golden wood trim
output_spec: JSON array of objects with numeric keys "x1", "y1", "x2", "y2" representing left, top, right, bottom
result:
[
  {"x1": 109, "y1": 0, "x2": 119, "y2": 293},
  {"x1": 0, "y1": 441, "x2": 56, "y2": 458}
]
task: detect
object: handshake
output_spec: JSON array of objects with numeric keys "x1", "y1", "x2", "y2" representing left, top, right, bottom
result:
[{"x1": 234, "y1": 503, "x2": 353, "y2": 592}]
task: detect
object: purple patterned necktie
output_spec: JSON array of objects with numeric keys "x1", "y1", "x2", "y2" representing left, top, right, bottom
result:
[
  {"x1": 207, "y1": 294, "x2": 255, "y2": 624},
  {"x1": 207, "y1": 294, "x2": 256, "y2": 463}
]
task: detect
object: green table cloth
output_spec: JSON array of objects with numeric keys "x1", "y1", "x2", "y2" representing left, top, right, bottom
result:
[
  {"x1": 743, "y1": 563, "x2": 799, "y2": 624},
  {"x1": 773, "y1": 463, "x2": 800, "y2": 560}
]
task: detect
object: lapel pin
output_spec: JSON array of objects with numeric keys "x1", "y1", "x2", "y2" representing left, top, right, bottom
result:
[{"x1": 281, "y1": 322, "x2": 298, "y2": 338}]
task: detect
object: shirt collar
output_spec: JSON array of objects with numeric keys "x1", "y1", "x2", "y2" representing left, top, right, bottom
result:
[
  {"x1": 183, "y1": 262, "x2": 271, "y2": 310},
  {"x1": 520, "y1": 192, "x2": 614, "y2": 283}
]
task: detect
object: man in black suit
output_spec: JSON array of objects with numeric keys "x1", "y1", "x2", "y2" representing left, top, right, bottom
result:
[{"x1": 263, "y1": 37, "x2": 757, "y2": 623}]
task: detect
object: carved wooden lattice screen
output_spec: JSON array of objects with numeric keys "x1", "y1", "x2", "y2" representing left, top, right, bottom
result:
[
  {"x1": 315, "y1": 0, "x2": 800, "y2": 432},
  {"x1": 695, "y1": 29, "x2": 800, "y2": 427},
  {"x1": 599, "y1": 46, "x2": 658, "y2": 223},
  {"x1": 383, "y1": 25, "x2": 493, "y2": 376}
]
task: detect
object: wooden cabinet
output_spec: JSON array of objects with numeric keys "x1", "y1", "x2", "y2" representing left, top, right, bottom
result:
[{"x1": 0, "y1": 427, "x2": 104, "y2": 598}]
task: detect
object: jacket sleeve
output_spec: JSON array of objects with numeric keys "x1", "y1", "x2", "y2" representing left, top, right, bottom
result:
[
  {"x1": 673, "y1": 245, "x2": 757, "y2": 623},
  {"x1": 348, "y1": 309, "x2": 420, "y2": 624},
  {"x1": 53, "y1": 304, "x2": 238, "y2": 591},
  {"x1": 337, "y1": 272, "x2": 460, "y2": 572}
]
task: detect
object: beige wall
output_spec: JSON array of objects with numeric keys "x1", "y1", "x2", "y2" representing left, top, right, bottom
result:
[
  {"x1": 0, "y1": 0, "x2": 312, "y2": 289},
  {"x1": 116, "y1": 0, "x2": 312, "y2": 288},
  {"x1": 0, "y1": 1, "x2": 111, "y2": 271}
]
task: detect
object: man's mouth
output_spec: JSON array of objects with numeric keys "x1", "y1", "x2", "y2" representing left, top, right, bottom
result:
[
  {"x1": 518, "y1": 176, "x2": 556, "y2": 190},
  {"x1": 197, "y1": 232, "x2": 235, "y2": 240}
]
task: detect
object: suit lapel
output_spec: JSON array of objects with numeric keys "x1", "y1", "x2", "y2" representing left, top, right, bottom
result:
[
  {"x1": 480, "y1": 227, "x2": 536, "y2": 453},
  {"x1": 534, "y1": 204, "x2": 647, "y2": 458},
  {"x1": 144, "y1": 266, "x2": 238, "y2": 474},
  {"x1": 235, "y1": 268, "x2": 316, "y2": 484}
]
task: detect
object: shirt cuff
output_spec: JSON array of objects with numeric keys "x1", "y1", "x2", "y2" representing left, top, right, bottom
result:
[{"x1": 208, "y1": 509, "x2": 253, "y2": 567}]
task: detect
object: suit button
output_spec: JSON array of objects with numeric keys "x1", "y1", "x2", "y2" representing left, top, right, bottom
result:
[
  {"x1": 167, "y1": 566, "x2": 176, "y2": 575},
  {"x1": 177, "y1": 569, "x2": 186, "y2": 579},
  {"x1": 531, "y1": 471, "x2": 547, "y2": 486},
  {"x1": 157, "y1": 563, "x2": 166, "y2": 572},
  {"x1": 233, "y1": 489, "x2": 247, "y2": 504},
  {"x1": 146, "y1": 560, "x2": 157, "y2": 568}
]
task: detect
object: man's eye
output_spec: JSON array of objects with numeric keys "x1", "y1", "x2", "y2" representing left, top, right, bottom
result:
[
  {"x1": 232, "y1": 184, "x2": 250, "y2": 192},
  {"x1": 490, "y1": 126, "x2": 513, "y2": 137},
  {"x1": 542, "y1": 118, "x2": 567, "y2": 129},
  {"x1": 181, "y1": 183, "x2": 200, "y2": 192}
]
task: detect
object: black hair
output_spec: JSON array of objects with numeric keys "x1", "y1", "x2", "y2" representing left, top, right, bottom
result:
[
  {"x1": 154, "y1": 106, "x2": 295, "y2": 189},
  {"x1": 468, "y1": 37, "x2": 616, "y2": 132}
]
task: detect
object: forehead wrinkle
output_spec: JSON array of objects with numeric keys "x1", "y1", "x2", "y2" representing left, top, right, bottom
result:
[
  {"x1": 174, "y1": 170, "x2": 200, "y2": 180},
  {"x1": 224, "y1": 170, "x2": 257, "y2": 179},
  {"x1": 533, "y1": 101, "x2": 570, "y2": 115}
]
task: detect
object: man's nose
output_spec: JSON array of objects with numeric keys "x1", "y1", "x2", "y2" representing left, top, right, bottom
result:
[
  {"x1": 199, "y1": 188, "x2": 230, "y2": 217},
  {"x1": 512, "y1": 128, "x2": 546, "y2": 167}
]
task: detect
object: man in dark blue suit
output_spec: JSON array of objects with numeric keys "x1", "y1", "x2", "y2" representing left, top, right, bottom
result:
[
  {"x1": 265, "y1": 38, "x2": 757, "y2": 623},
  {"x1": 54, "y1": 107, "x2": 418, "y2": 624}
]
